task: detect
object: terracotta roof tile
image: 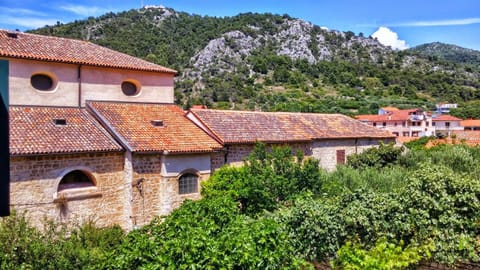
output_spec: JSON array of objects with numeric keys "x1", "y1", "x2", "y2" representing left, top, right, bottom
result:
[
  {"x1": 189, "y1": 109, "x2": 395, "y2": 144},
  {"x1": 0, "y1": 30, "x2": 176, "y2": 74},
  {"x1": 88, "y1": 102, "x2": 222, "y2": 153},
  {"x1": 461, "y1": 119, "x2": 480, "y2": 127},
  {"x1": 356, "y1": 109, "x2": 425, "y2": 122},
  {"x1": 432, "y1": 114, "x2": 462, "y2": 121},
  {"x1": 9, "y1": 106, "x2": 123, "y2": 155}
]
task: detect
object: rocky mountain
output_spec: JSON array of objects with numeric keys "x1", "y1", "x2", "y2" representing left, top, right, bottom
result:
[
  {"x1": 31, "y1": 6, "x2": 480, "y2": 114},
  {"x1": 408, "y1": 42, "x2": 480, "y2": 67}
]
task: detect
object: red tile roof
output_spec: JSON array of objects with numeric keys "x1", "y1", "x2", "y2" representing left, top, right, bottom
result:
[
  {"x1": 461, "y1": 119, "x2": 480, "y2": 127},
  {"x1": 9, "y1": 106, "x2": 123, "y2": 155},
  {"x1": 189, "y1": 109, "x2": 395, "y2": 144},
  {"x1": 88, "y1": 102, "x2": 222, "y2": 153},
  {"x1": 432, "y1": 114, "x2": 462, "y2": 121},
  {"x1": 356, "y1": 114, "x2": 409, "y2": 122},
  {"x1": 0, "y1": 30, "x2": 176, "y2": 74},
  {"x1": 356, "y1": 109, "x2": 424, "y2": 122}
]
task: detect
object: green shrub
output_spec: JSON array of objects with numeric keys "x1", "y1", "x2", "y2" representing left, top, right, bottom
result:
[
  {"x1": 332, "y1": 238, "x2": 431, "y2": 270},
  {"x1": 347, "y1": 142, "x2": 404, "y2": 169}
]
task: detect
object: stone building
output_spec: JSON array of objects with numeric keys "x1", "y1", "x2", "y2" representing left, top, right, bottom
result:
[
  {"x1": 187, "y1": 108, "x2": 395, "y2": 171},
  {"x1": 3, "y1": 29, "x2": 395, "y2": 230},
  {"x1": 3, "y1": 30, "x2": 221, "y2": 230}
]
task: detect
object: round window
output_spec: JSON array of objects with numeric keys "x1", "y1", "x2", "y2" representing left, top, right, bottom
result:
[
  {"x1": 121, "y1": 81, "x2": 139, "y2": 96},
  {"x1": 31, "y1": 74, "x2": 54, "y2": 91}
]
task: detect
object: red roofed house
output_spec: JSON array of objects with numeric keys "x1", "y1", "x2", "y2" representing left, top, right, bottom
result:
[
  {"x1": 3, "y1": 30, "x2": 221, "y2": 229},
  {"x1": 3, "y1": 30, "x2": 396, "y2": 229},
  {"x1": 356, "y1": 107, "x2": 453, "y2": 138},
  {"x1": 431, "y1": 114, "x2": 463, "y2": 137},
  {"x1": 461, "y1": 119, "x2": 480, "y2": 131},
  {"x1": 187, "y1": 109, "x2": 395, "y2": 171}
]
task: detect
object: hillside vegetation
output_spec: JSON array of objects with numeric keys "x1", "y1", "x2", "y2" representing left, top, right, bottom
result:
[{"x1": 31, "y1": 6, "x2": 480, "y2": 115}]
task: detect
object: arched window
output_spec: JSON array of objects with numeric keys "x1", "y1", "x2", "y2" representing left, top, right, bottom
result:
[
  {"x1": 178, "y1": 173, "x2": 198, "y2": 194},
  {"x1": 58, "y1": 170, "x2": 95, "y2": 192}
]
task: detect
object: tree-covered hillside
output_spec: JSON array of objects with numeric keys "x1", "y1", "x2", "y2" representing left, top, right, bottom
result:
[{"x1": 31, "y1": 6, "x2": 480, "y2": 115}]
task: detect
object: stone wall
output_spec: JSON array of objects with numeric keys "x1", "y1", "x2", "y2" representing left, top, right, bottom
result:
[
  {"x1": 225, "y1": 142, "x2": 312, "y2": 167},
  {"x1": 211, "y1": 151, "x2": 226, "y2": 171},
  {"x1": 130, "y1": 153, "x2": 212, "y2": 227},
  {"x1": 9, "y1": 152, "x2": 129, "y2": 229},
  {"x1": 311, "y1": 138, "x2": 395, "y2": 171}
]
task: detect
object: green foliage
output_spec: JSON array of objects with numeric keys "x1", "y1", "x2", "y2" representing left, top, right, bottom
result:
[
  {"x1": 403, "y1": 136, "x2": 435, "y2": 150},
  {"x1": 111, "y1": 196, "x2": 306, "y2": 269},
  {"x1": 0, "y1": 211, "x2": 123, "y2": 270},
  {"x1": 394, "y1": 164, "x2": 480, "y2": 264},
  {"x1": 450, "y1": 100, "x2": 480, "y2": 119},
  {"x1": 202, "y1": 143, "x2": 323, "y2": 215},
  {"x1": 332, "y1": 238, "x2": 431, "y2": 270},
  {"x1": 347, "y1": 142, "x2": 404, "y2": 169},
  {"x1": 3, "y1": 144, "x2": 480, "y2": 268}
]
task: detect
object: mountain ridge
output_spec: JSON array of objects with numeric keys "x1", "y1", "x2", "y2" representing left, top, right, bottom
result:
[{"x1": 29, "y1": 6, "x2": 480, "y2": 115}]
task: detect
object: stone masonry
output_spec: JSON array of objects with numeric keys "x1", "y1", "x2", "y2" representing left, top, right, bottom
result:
[{"x1": 9, "y1": 152, "x2": 128, "y2": 229}]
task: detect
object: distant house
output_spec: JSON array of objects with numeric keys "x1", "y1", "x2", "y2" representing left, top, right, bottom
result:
[
  {"x1": 356, "y1": 106, "x2": 464, "y2": 138},
  {"x1": 461, "y1": 119, "x2": 480, "y2": 131},
  {"x1": 187, "y1": 108, "x2": 395, "y2": 171},
  {"x1": 435, "y1": 103, "x2": 457, "y2": 114},
  {"x1": 356, "y1": 107, "x2": 435, "y2": 137},
  {"x1": 431, "y1": 114, "x2": 463, "y2": 137}
]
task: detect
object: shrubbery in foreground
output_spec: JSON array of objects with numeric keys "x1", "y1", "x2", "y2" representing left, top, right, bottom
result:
[{"x1": 1, "y1": 143, "x2": 480, "y2": 269}]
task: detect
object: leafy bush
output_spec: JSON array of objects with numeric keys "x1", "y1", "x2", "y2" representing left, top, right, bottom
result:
[
  {"x1": 0, "y1": 211, "x2": 123, "y2": 270},
  {"x1": 347, "y1": 142, "x2": 404, "y2": 169},
  {"x1": 332, "y1": 238, "x2": 431, "y2": 270},
  {"x1": 202, "y1": 143, "x2": 323, "y2": 215},
  {"x1": 111, "y1": 196, "x2": 306, "y2": 269}
]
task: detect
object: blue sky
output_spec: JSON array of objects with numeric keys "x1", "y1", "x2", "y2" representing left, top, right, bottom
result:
[{"x1": 1, "y1": 0, "x2": 479, "y2": 51}]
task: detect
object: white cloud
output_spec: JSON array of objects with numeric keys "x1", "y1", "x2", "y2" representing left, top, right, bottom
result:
[
  {"x1": 371, "y1": 26, "x2": 409, "y2": 50},
  {"x1": 0, "y1": 15, "x2": 58, "y2": 29},
  {"x1": 59, "y1": 4, "x2": 112, "y2": 17},
  {"x1": 2, "y1": 7, "x2": 47, "y2": 16},
  {"x1": 393, "y1": 17, "x2": 480, "y2": 27}
]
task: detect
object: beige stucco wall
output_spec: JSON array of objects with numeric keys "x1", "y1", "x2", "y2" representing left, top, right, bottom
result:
[
  {"x1": 5, "y1": 58, "x2": 174, "y2": 107},
  {"x1": 80, "y1": 66, "x2": 174, "y2": 106},
  {"x1": 8, "y1": 58, "x2": 79, "y2": 106},
  {"x1": 9, "y1": 152, "x2": 130, "y2": 230}
]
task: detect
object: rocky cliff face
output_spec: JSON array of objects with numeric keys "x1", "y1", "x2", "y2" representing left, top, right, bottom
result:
[{"x1": 183, "y1": 18, "x2": 393, "y2": 84}]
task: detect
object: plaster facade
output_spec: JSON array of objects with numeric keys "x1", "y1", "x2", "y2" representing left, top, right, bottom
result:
[{"x1": 6, "y1": 58, "x2": 174, "y2": 107}]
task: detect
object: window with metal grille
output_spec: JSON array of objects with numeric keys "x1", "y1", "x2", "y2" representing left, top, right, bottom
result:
[
  {"x1": 336, "y1": 149, "x2": 346, "y2": 165},
  {"x1": 179, "y1": 173, "x2": 198, "y2": 194}
]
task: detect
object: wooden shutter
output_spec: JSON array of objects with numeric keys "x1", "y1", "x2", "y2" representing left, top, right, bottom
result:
[{"x1": 336, "y1": 149, "x2": 346, "y2": 165}]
